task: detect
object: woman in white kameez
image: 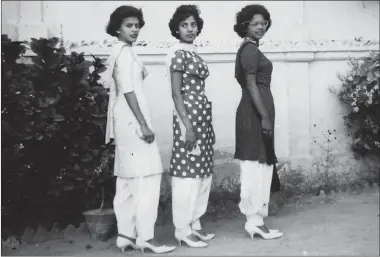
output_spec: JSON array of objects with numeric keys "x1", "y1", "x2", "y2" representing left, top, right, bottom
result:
[{"x1": 102, "y1": 5, "x2": 175, "y2": 254}]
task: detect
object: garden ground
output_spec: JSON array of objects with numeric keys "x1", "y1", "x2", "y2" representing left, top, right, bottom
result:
[{"x1": 2, "y1": 186, "x2": 379, "y2": 256}]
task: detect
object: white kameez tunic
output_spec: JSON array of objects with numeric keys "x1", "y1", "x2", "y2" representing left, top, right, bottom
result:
[{"x1": 108, "y1": 41, "x2": 163, "y2": 178}]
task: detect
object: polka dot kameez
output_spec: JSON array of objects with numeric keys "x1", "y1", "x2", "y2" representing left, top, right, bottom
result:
[{"x1": 169, "y1": 50, "x2": 215, "y2": 179}]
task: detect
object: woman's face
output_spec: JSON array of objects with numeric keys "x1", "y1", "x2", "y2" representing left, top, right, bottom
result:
[
  {"x1": 245, "y1": 14, "x2": 269, "y2": 40},
  {"x1": 117, "y1": 17, "x2": 141, "y2": 44},
  {"x1": 178, "y1": 16, "x2": 198, "y2": 43}
]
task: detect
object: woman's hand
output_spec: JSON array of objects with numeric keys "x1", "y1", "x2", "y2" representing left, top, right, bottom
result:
[
  {"x1": 261, "y1": 117, "x2": 273, "y2": 137},
  {"x1": 185, "y1": 128, "x2": 197, "y2": 151},
  {"x1": 140, "y1": 124, "x2": 155, "y2": 144}
]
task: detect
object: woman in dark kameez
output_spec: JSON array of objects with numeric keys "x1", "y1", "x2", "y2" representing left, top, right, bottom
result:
[{"x1": 233, "y1": 4, "x2": 283, "y2": 240}]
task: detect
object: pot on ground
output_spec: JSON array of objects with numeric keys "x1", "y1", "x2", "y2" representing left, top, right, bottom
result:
[{"x1": 83, "y1": 208, "x2": 116, "y2": 241}]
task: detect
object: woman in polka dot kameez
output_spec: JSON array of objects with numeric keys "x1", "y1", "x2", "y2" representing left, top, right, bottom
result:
[
  {"x1": 169, "y1": 50, "x2": 214, "y2": 178},
  {"x1": 166, "y1": 5, "x2": 215, "y2": 248}
]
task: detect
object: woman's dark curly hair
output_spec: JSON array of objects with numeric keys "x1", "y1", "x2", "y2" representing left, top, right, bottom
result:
[
  {"x1": 106, "y1": 5, "x2": 145, "y2": 37},
  {"x1": 168, "y1": 5, "x2": 204, "y2": 40},
  {"x1": 233, "y1": 4, "x2": 272, "y2": 38}
]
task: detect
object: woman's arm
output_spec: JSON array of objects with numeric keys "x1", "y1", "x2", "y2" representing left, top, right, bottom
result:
[
  {"x1": 169, "y1": 50, "x2": 196, "y2": 151},
  {"x1": 171, "y1": 72, "x2": 193, "y2": 130},
  {"x1": 116, "y1": 47, "x2": 154, "y2": 143},
  {"x1": 124, "y1": 92, "x2": 148, "y2": 126},
  {"x1": 240, "y1": 43, "x2": 272, "y2": 136},
  {"x1": 245, "y1": 74, "x2": 269, "y2": 119}
]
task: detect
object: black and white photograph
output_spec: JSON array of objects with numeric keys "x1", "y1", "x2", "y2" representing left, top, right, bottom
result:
[{"x1": 1, "y1": 1, "x2": 379, "y2": 255}]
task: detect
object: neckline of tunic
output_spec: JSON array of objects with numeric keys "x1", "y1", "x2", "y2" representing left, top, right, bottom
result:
[
  {"x1": 243, "y1": 37, "x2": 259, "y2": 47},
  {"x1": 175, "y1": 42, "x2": 197, "y2": 53},
  {"x1": 115, "y1": 40, "x2": 145, "y2": 69}
]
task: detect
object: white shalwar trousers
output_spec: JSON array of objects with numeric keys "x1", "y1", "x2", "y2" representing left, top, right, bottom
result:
[
  {"x1": 113, "y1": 174, "x2": 162, "y2": 241},
  {"x1": 239, "y1": 161, "x2": 273, "y2": 228},
  {"x1": 171, "y1": 176, "x2": 212, "y2": 238}
]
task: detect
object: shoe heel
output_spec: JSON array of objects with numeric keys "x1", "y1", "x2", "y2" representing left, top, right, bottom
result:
[
  {"x1": 116, "y1": 235, "x2": 136, "y2": 252},
  {"x1": 247, "y1": 226, "x2": 283, "y2": 240},
  {"x1": 175, "y1": 236, "x2": 207, "y2": 248},
  {"x1": 135, "y1": 239, "x2": 176, "y2": 254},
  {"x1": 191, "y1": 230, "x2": 215, "y2": 241}
]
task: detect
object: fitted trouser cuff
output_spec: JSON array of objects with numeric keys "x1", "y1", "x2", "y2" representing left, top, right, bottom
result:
[
  {"x1": 172, "y1": 177, "x2": 211, "y2": 239},
  {"x1": 114, "y1": 175, "x2": 161, "y2": 242},
  {"x1": 239, "y1": 161, "x2": 273, "y2": 228},
  {"x1": 247, "y1": 214, "x2": 264, "y2": 227},
  {"x1": 191, "y1": 219, "x2": 202, "y2": 230}
]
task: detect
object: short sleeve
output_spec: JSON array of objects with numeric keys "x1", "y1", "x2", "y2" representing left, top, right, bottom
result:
[
  {"x1": 170, "y1": 50, "x2": 186, "y2": 72},
  {"x1": 240, "y1": 43, "x2": 260, "y2": 75},
  {"x1": 115, "y1": 46, "x2": 134, "y2": 94}
]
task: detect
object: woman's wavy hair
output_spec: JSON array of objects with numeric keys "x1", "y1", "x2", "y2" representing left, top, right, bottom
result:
[{"x1": 233, "y1": 4, "x2": 272, "y2": 38}]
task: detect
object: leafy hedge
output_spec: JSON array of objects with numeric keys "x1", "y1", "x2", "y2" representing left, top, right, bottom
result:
[
  {"x1": 1, "y1": 35, "x2": 115, "y2": 236},
  {"x1": 338, "y1": 52, "x2": 380, "y2": 156}
]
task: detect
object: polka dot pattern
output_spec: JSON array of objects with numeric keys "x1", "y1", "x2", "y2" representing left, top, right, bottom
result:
[
  {"x1": 169, "y1": 49, "x2": 214, "y2": 178},
  {"x1": 170, "y1": 50, "x2": 209, "y2": 81}
]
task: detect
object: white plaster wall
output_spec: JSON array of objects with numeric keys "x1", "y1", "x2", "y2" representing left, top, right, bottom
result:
[
  {"x1": 2, "y1": 1, "x2": 379, "y2": 42},
  {"x1": 122, "y1": 50, "x2": 376, "y2": 170},
  {"x1": 2, "y1": 1, "x2": 379, "y2": 172}
]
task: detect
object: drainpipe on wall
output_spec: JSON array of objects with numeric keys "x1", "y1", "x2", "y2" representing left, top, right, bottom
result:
[{"x1": 299, "y1": 0, "x2": 309, "y2": 41}]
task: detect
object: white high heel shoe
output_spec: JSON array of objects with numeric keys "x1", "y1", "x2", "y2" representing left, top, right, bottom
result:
[
  {"x1": 192, "y1": 230, "x2": 215, "y2": 241},
  {"x1": 243, "y1": 224, "x2": 279, "y2": 233},
  {"x1": 116, "y1": 234, "x2": 139, "y2": 252},
  {"x1": 175, "y1": 235, "x2": 208, "y2": 248},
  {"x1": 135, "y1": 238, "x2": 176, "y2": 254},
  {"x1": 245, "y1": 225, "x2": 283, "y2": 240}
]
